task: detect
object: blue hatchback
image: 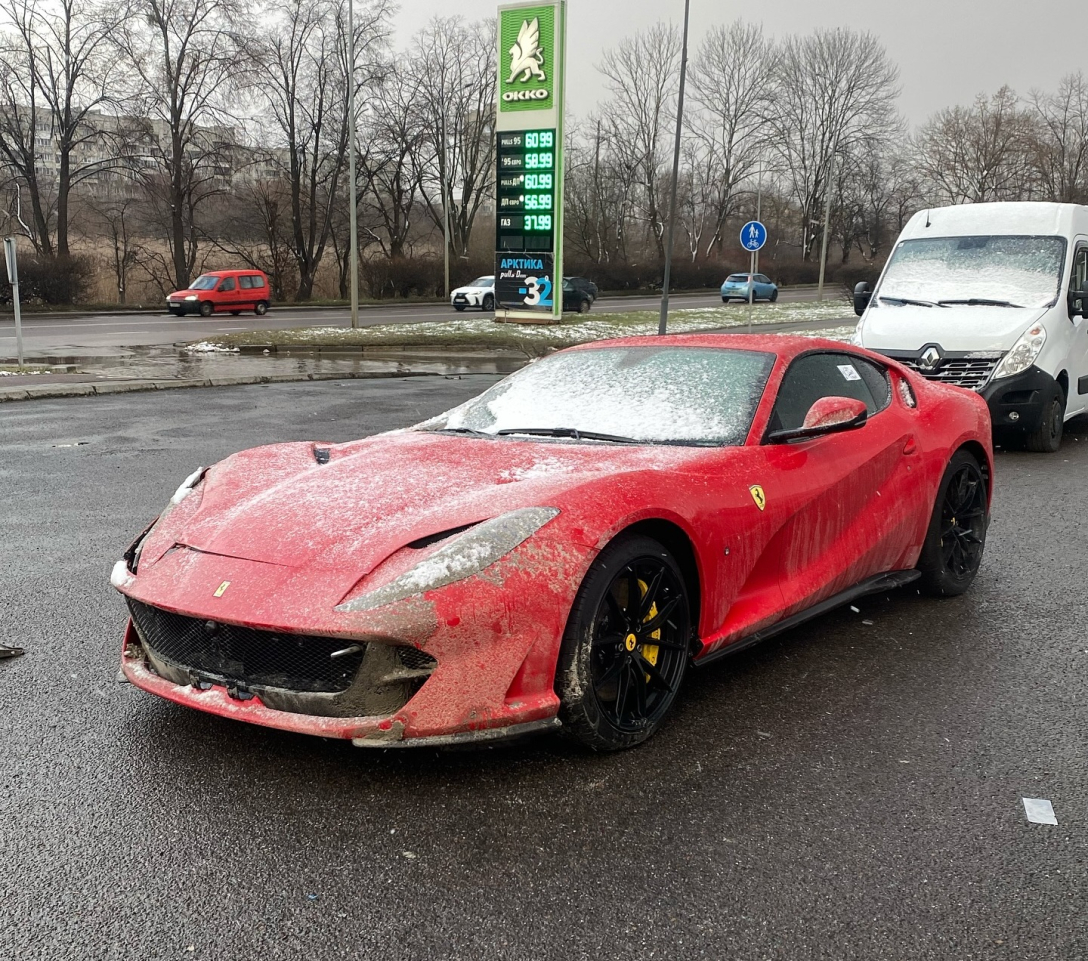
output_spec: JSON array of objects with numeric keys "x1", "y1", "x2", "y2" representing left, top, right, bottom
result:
[{"x1": 721, "y1": 272, "x2": 778, "y2": 303}]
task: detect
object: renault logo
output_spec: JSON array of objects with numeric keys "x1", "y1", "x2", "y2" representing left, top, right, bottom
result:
[{"x1": 920, "y1": 346, "x2": 942, "y2": 370}]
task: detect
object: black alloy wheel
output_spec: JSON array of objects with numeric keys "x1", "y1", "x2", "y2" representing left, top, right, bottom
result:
[
  {"x1": 199, "y1": 301, "x2": 214, "y2": 317},
  {"x1": 557, "y1": 534, "x2": 691, "y2": 750},
  {"x1": 482, "y1": 294, "x2": 495, "y2": 311},
  {"x1": 918, "y1": 450, "x2": 989, "y2": 596}
]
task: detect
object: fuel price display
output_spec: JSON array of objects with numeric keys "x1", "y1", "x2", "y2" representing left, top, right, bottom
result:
[{"x1": 496, "y1": 129, "x2": 557, "y2": 252}]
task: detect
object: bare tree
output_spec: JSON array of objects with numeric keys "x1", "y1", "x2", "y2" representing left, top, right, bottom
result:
[
  {"x1": 767, "y1": 28, "x2": 900, "y2": 259},
  {"x1": 915, "y1": 87, "x2": 1036, "y2": 205},
  {"x1": 686, "y1": 20, "x2": 776, "y2": 259},
  {"x1": 1027, "y1": 74, "x2": 1088, "y2": 203},
  {"x1": 596, "y1": 22, "x2": 681, "y2": 259},
  {"x1": 120, "y1": 0, "x2": 244, "y2": 291},
  {"x1": 408, "y1": 16, "x2": 496, "y2": 259},
  {"x1": 82, "y1": 189, "x2": 142, "y2": 301},
  {"x1": 251, "y1": 0, "x2": 390, "y2": 299}
]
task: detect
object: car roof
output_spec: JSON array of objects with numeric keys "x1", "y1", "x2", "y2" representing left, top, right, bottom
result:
[{"x1": 565, "y1": 333, "x2": 867, "y2": 362}]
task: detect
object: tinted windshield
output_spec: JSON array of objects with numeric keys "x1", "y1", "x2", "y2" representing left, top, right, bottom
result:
[
  {"x1": 878, "y1": 236, "x2": 1066, "y2": 308},
  {"x1": 432, "y1": 346, "x2": 774, "y2": 445},
  {"x1": 190, "y1": 275, "x2": 219, "y2": 290},
  {"x1": 469, "y1": 276, "x2": 493, "y2": 287}
]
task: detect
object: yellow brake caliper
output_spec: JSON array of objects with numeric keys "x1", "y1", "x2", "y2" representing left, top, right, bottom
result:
[{"x1": 638, "y1": 578, "x2": 661, "y2": 676}]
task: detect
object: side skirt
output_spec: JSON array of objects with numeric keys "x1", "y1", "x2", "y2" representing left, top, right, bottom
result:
[{"x1": 693, "y1": 569, "x2": 922, "y2": 668}]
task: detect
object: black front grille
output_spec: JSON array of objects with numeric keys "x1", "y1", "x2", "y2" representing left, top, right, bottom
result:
[
  {"x1": 397, "y1": 647, "x2": 438, "y2": 671},
  {"x1": 899, "y1": 357, "x2": 1000, "y2": 391},
  {"x1": 127, "y1": 599, "x2": 366, "y2": 694}
]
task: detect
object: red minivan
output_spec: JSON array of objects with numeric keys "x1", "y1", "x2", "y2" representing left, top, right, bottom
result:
[{"x1": 167, "y1": 269, "x2": 272, "y2": 317}]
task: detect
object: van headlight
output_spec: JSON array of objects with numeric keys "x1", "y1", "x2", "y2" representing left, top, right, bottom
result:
[
  {"x1": 184, "y1": 295, "x2": 198, "y2": 301},
  {"x1": 993, "y1": 324, "x2": 1046, "y2": 380}
]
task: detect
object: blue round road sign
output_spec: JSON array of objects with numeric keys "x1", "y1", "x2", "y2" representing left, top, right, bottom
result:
[{"x1": 740, "y1": 221, "x2": 767, "y2": 252}]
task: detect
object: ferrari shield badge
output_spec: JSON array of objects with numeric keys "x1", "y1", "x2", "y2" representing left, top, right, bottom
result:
[
  {"x1": 749, "y1": 485, "x2": 767, "y2": 511},
  {"x1": 213, "y1": 581, "x2": 231, "y2": 598}
]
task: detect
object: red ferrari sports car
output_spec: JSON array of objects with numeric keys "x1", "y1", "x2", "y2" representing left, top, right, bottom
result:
[{"x1": 112, "y1": 335, "x2": 993, "y2": 751}]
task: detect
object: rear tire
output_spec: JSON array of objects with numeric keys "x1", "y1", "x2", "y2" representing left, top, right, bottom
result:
[
  {"x1": 255, "y1": 301, "x2": 269, "y2": 316},
  {"x1": 556, "y1": 534, "x2": 691, "y2": 751},
  {"x1": 1025, "y1": 384, "x2": 1065, "y2": 453},
  {"x1": 917, "y1": 450, "x2": 989, "y2": 597},
  {"x1": 199, "y1": 301, "x2": 213, "y2": 317}
]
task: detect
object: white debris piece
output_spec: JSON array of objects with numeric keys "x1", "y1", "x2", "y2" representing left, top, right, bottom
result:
[
  {"x1": 1022, "y1": 798, "x2": 1057, "y2": 825},
  {"x1": 110, "y1": 560, "x2": 133, "y2": 590}
]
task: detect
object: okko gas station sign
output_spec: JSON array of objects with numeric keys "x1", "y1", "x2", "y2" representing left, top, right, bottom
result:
[{"x1": 494, "y1": 1, "x2": 567, "y2": 322}]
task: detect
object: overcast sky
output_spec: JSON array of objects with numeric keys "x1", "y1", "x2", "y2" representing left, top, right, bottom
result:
[{"x1": 393, "y1": 0, "x2": 1078, "y2": 126}]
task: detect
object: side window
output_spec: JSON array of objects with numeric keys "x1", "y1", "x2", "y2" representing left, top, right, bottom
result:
[
  {"x1": 757, "y1": 274, "x2": 771, "y2": 285},
  {"x1": 250, "y1": 275, "x2": 266, "y2": 289},
  {"x1": 239, "y1": 275, "x2": 252, "y2": 289},
  {"x1": 218, "y1": 277, "x2": 236, "y2": 292},
  {"x1": 768, "y1": 353, "x2": 891, "y2": 434},
  {"x1": 1072, "y1": 248, "x2": 1088, "y2": 292}
]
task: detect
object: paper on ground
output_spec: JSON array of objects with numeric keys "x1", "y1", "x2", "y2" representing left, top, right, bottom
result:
[{"x1": 1022, "y1": 798, "x2": 1057, "y2": 825}]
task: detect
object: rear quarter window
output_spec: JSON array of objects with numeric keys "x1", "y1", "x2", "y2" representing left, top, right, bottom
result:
[
  {"x1": 250, "y1": 275, "x2": 266, "y2": 289},
  {"x1": 239, "y1": 275, "x2": 252, "y2": 289}
]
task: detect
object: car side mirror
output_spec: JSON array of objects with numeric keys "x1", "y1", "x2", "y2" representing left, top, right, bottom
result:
[
  {"x1": 1068, "y1": 289, "x2": 1088, "y2": 320},
  {"x1": 853, "y1": 282, "x2": 872, "y2": 317},
  {"x1": 767, "y1": 397, "x2": 869, "y2": 444}
]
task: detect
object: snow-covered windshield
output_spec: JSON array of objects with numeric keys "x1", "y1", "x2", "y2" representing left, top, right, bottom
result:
[
  {"x1": 433, "y1": 346, "x2": 775, "y2": 445},
  {"x1": 878, "y1": 236, "x2": 1066, "y2": 308},
  {"x1": 190, "y1": 275, "x2": 219, "y2": 290}
]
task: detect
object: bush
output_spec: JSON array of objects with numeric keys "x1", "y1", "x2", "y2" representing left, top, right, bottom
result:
[{"x1": 8, "y1": 253, "x2": 93, "y2": 304}]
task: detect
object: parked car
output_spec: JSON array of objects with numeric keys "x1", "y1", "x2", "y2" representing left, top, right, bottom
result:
[
  {"x1": 853, "y1": 201, "x2": 1088, "y2": 452},
  {"x1": 721, "y1": 273, "x2": 778, "y2": 303},
  {"x1": 112, "y1": 334, "x2": 992, "y2": 752},
  {"x1": 451, "y1": 276, "x2": 495, "y2": 311},
  {"x1": 167, "y1": 270, "x2": 271, "y2": 317},
  {"x1": 566, "y1": 276, "x2": 599, "y2": 303},
  {"x1": 562, "y1": 278, "x2": 593, "y2": 313}
]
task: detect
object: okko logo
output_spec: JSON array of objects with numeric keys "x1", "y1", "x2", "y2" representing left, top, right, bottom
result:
[{"x1": 500, "y1": 7, "x2": 554, "y2": 111}]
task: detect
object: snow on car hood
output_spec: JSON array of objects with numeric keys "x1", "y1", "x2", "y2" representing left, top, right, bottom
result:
[
  {"x1": 175, "y1": 431, "x2": 695, "y2": 574},
  {"x1": 860, "y1": 303, "x2": 1049, "y2": 352}
]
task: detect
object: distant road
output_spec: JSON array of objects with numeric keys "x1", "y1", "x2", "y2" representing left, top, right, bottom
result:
[{"x1": 0, "y1": 287, "x2": 828, "y2": 356}]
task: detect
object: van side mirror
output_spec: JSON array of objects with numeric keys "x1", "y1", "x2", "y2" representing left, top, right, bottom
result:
[
  {"x1": 1068, "y1": 289, "x2": 1088, "y2": 320},
  {"x1": 853, "y1": 282, "x2": 872, "y2": 317},
  {"x1": 766, "y1": 397, "x2": 869, "y2": 444}
]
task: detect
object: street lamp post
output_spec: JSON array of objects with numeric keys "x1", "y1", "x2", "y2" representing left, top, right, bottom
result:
[
  {"x1": 346, "y1": 0, "x2": 359, "y2": 328},
  {"x1": 658, "y1": 0, "x2": 691, "y2": 336}
]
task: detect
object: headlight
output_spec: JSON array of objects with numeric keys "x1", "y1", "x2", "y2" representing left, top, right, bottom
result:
[
  {"x1": 993, "y1": 324, "x2": 1046, "y2": 381},
  {"x1": 171, "y1": 467, "x2": 206, "y2": 505},
  {"x1": 336, "y1": 507, "x2": 560, "y2": 613},
  {"x1": 184, "y1": 294, "x2": 198, "y2": 301}
]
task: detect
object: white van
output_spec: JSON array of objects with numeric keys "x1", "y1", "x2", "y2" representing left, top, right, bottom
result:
[{"x1": 853, "y1": 202, "x2": 1088, "y2": 452}]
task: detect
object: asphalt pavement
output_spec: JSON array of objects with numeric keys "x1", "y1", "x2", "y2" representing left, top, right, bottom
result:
[
  {"x1": 2, "y1": 377, "x2": 1085, "y2": 960},
  {"x1": 0, "y1": 288, "x2": 826, "y2": 355}
]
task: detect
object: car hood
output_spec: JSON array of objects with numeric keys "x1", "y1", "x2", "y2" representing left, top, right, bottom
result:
[
  {"x1": 168, "y1": 288, "x2": 201, "y2": 298},
  {"x1": 173, "y1": 431, "x2": 700, "y2": 577},
  {"x1": 860, "y1": 304, "x2": 1048, "y2": 352},
  {"x1": 453, "y1": 285, "x2": 492, "y2": 294}
]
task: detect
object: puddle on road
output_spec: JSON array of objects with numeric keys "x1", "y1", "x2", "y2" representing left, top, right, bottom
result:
[{"x1": 15, "y1": 345, "x2": 530, "y2": 381}]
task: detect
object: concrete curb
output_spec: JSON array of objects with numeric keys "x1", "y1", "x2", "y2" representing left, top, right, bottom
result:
[{"x1": 0, "y1": 369, "x2": 440, "y2": 404}]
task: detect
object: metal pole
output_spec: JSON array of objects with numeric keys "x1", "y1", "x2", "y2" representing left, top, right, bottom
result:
[
  {"x1": 346, "y1": 0, "x2": 359, "y2": 328},
  {"x1": 657, "y1": 0, "x2": 691, "y2": 337},
  {"x1": 816, "y1": 129, "x2": 840, "y2": 303},
  {"x1": 442, "y1": 111, "x2": 449, "y2": 301},
  {"x1": 12, "y1": 276, "x2": 22, "y2": 366}
]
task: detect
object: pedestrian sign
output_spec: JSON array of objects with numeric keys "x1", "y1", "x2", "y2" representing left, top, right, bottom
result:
[{"x1": 740, "y1": 221, "x2": 767, "y2": 251}]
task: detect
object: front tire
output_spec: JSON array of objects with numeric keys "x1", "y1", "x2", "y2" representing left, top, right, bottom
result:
[
  {"x1": 556, "y1": 534, "x2": 692, "y2": 751},
  {"x1": 770, "y1": 289, "x2": 779, "y2": 303},
  {"x1": 199, "y1": 301, "x2": 213, "y2": 317},
  {"x1": 1025, "y1": 384, "x2": 1065, "y2": 453},
  {"x1": 482, "y1": 294, "x2": 494, "y2": 311},
  {"x1": 453, "y1": 305, "x2": 466, "y2": 312},
  {"x1": 577, "y1": 298, "x2": 591, "y2": 314},
  {"x1": 917, "y1": 450, "x2": 989, "y2": 597}
]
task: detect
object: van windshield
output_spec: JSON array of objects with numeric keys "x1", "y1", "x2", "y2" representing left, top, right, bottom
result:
[
  {"x1": 190, "y1": 275, "x2": 219, "y2": 290},
  {"x1": 877, "y1": 236, "x2": 1066, "y2": 309}
]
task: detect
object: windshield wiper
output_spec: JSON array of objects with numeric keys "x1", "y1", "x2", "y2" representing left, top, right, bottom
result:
[
  {"x1": 937, "y1": 298, "x2": 1023, "y2": 308},
  {"x1": 434, "y1": 427, "x2": 490, "y2": 436},
  {"x1": 879, "y1": 296, "x2": 945, "y2": 308},
  {"x1": 496, "y1": 427, "x2": 642, "y2": 444}
]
